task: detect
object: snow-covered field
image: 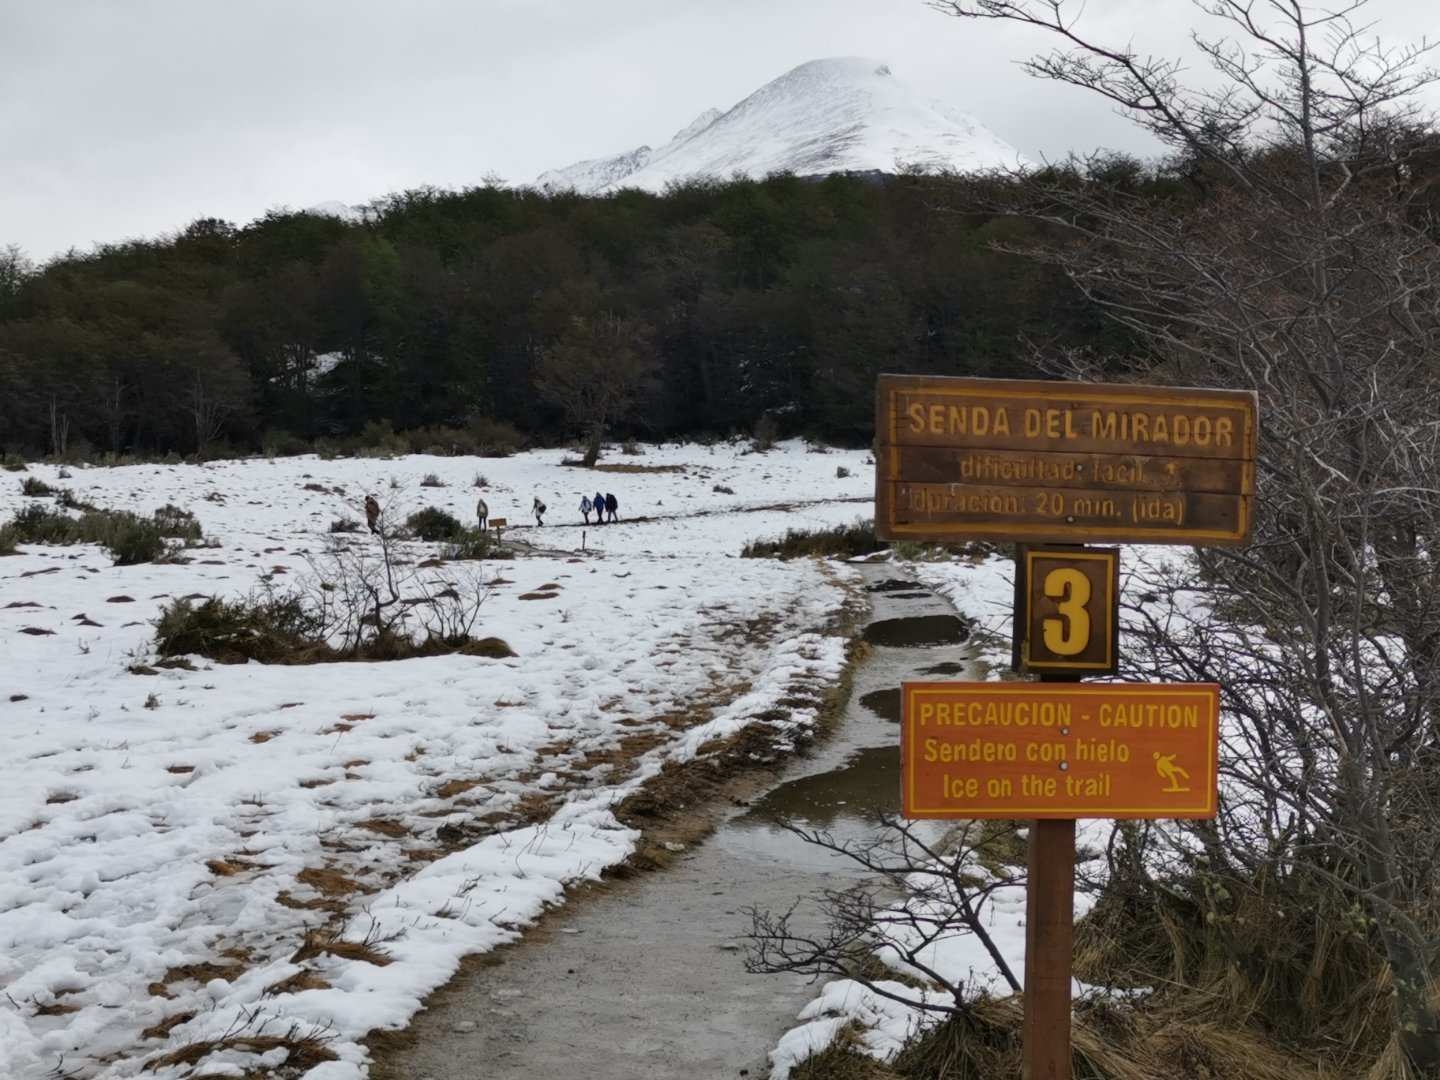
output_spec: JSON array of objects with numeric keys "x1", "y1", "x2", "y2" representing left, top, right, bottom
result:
[{"x1": 0, "y1": 441, "x2": 872, "y2": 1080}]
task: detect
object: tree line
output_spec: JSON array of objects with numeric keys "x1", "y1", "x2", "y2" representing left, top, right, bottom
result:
[{"x1": 0, "y1": 172, "x2": 1133, "y2": 459}]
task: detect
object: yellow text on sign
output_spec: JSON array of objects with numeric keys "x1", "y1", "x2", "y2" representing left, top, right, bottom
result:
[
  {"x1": 900, "y1": 682, "x2": 1220, "y2": 820},
  {"x1": 1041, "y1": 567, "x2": 1090, "y2": 656}
]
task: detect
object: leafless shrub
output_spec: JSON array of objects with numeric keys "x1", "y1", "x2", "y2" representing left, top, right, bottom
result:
[{"x1": 747, "y1": 817, "x2": 1023, "y2": 1016}]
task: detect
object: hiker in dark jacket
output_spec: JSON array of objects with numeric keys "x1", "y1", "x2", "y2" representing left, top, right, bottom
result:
[
  {"x1": 364, "y1": 495, "x2": 382, "y2": 535},
  {"x1": 593, "y1": 491, "x2": 606, "y2": 525},
  {"x1": 604, "y1": 492, "x2": 618, "y2": 523},
  {"x1": 580, "y1": 495, "x2": 593, "y2": 524},
  {"x1": 532, "y1": 496, "x2": 547, "y2": 526}
]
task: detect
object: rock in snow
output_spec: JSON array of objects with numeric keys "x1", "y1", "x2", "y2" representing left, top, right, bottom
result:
[{"x1": 535, "y1": 57, "x2": 1023, "y2": 194}]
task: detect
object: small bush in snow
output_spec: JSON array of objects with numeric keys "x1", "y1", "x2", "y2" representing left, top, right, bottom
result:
[
  {"x1": 329, "y1": 518, "x2": 362, "y2": 534},
  {"x1": 99, "y1": 515, "x2": 168, "y2": 566},
  {"x1": 405, "y1": 507, "x2": 465, "y2": 542},
  {"x1": 3, "y1": 503, "x2": 203, "y2": 565},
  {"x1": 742, "y1": 520, "x2": 883, "y2": 561},
  {"x1": 0, "y1": 523, "x2": 18, "y2": 555},
  {"x1": 420, "y1": 473, "x2": 446, "y2": 488},
  {"x1": 2, "y1": 454, "x2": 26, "y2": 472},
  {"x1": 56, "y1": 489, "x2": 98, "y2": 512},
  {"x1": 20, "y1": 476, "x2": 55, "y2": 497},
  {"x1": 473, "y1": 473, "x2": 488, "y2": 489},
  {"x1": 152, "y1": 504, "x2": 203, "y2": 541},
  {"x1": 154, "y1": 594, "x2": 327, "y2": 665},
  {"x1": 836, "y1": 466, "x2": 851, "y2": 479},
  {"x1": 439, "y1": 528, "x2": 513, "y2": 561}
]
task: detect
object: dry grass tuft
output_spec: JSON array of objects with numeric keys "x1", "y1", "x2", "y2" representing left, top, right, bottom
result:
[
  {"x1": 264, "y1": 970, "x2": 332, "y2": 996},
  {"x1": 357, "y1": 818, "x2": 409, "y2": 838},
  {"x1": 140, "y1": 1011, "x2": 196, "y2": 1040},
  {"x1": 434, "y1": 777, "x2": 483, "y2": 799},
  {"x1": 205, "y1": 857, "x2": 269, "y2": 877},
  {"x1": 143, "y1": 1031, "x2": 337, "y2": 1071},
  {"x1": 294, "y1": 866, "x2": 368, "y2": 897},
  {"x1": 290, "y1": 928, "x2": 393, "y2": 966}
]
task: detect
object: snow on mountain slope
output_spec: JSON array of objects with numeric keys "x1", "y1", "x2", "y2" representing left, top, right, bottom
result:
[
  {"x1": 535, "y1": 145, "x2": 656, "y2": 196},
  {"x1": 536, "y1": 58, "x2": 1023, "y2": 194}
]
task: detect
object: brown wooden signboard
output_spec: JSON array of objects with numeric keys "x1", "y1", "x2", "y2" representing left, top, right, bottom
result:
[
  {"x1": 1016, "y1": 547, "x2": 1119, "y2": 675},
  {"x1": 901, "y1": 682, "x2": 1220, "y2": 820},
  {"x1": 875, "y1": 375, "x2": 1257, "y2": 545}
]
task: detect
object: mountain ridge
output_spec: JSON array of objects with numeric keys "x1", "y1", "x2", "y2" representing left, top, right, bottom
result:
[{"x1": 535, "y1": 57, "x2": 1023, "y2": 194}]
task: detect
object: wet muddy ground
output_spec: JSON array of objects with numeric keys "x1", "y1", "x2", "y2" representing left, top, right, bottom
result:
[{"x1": 377, "y1": 562, "x2": 978, "y2": 1080}]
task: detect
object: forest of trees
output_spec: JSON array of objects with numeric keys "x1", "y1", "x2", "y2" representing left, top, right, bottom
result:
[{"x1": 0, "y1": 171, "x2": 1137, "y2": 459}]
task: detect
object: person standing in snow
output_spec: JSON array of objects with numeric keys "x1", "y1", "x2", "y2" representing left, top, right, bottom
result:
[
  {"x1": 364, "y1": 494, "x2": 382, "y2": 535},
  {"x1": 604, "y1": 492, "x2": 618, "y2": 523},
  {"x1": 476, "y1": 496, "x2": 489, "y2": 531},
  {"x1": 593, "y1": 490, "x2": 606, "y2": 526},
  {"x1": 580, "y1": 495, "x2": 593, "y2": 524},
  {"x1": 533, "y1": 496, "x2": 547, "y2": 526}
]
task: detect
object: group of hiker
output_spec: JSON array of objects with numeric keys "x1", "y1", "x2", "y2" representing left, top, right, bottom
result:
[
  {"x1": 365, "y1": 490, "x2": 620, "y2": 535},
  {"x1": 581, "y1": 492, "x2": 618, "y2": 525},
  {"x1": 527, "y1": 491, "x2": 619, "y2": 526}
]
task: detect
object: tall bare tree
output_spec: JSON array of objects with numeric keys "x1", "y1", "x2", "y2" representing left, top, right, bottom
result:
[
  {"x1": 932, "y1": 0, "x2": 1440, "y2": 1066},
  {"x1": 534, "y1": 312, "x2": 657, "y2": 466}
]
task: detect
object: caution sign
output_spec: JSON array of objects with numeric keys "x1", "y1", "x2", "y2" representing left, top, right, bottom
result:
[
  {"x1": 875, "y1": 375, "x2": 1257, "y2": 545},
  {"x1": 901, "y1": 682, "x2": 1219, "y2": 819}
]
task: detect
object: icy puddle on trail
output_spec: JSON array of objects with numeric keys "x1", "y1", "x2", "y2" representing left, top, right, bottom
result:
[{"x1": 377, "y1": 564, "x2": 977, "y2": 1080}]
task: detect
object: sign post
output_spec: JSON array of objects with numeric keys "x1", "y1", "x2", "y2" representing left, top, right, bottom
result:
[{"x1": 877, "y1": 374, "x2": 1254, "y2": 1079}]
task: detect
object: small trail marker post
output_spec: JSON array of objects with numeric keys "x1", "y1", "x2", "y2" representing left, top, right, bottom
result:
[{"x1": 877, "y1": 374, "x2": 1254, "y2": 1079}]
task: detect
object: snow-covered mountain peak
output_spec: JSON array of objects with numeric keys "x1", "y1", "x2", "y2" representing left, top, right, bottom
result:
[{"x1": 535, "y1": 57, "x2": 1024, "y2": 195}]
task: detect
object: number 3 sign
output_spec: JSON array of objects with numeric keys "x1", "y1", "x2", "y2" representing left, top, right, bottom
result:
[{"x1": 1015, "y1": 547, "x2": 1120, "y2": 675}]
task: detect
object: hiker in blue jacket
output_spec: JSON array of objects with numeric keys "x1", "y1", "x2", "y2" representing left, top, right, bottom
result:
[{"x1": 593, "y1": 491, "x2": 606, "y2": 525}]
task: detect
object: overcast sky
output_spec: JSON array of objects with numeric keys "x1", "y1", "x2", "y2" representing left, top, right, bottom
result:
[{"x1": 3, "y1": 0, "x2": 1436, "y2": 262}]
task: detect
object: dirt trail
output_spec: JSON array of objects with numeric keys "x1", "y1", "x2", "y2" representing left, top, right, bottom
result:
[{"x1": 374, "y1": 562, "x2": 977, "y2": 1080}]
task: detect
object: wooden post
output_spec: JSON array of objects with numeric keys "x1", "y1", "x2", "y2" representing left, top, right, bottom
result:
[
  {"x1": 1018, "y1": 542, "x2": 1076, "y2": 1080},
  {"x1": 1022, "y1": 816, "x2": 1076, "y2": 1080}
]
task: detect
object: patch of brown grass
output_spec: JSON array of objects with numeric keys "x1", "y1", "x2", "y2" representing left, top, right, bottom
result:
[
  {"x1": 274, "y1": 890, "x2": 344, "y2": 914},
  {"x1": 249, "y1": 729, "x2": 281, "y2": 743},
  {"x1": 264, "y1": 971, "x2": 332, "y2": 996},
  {"x1": 143, "y1": 1032, "x2": 337, "y2": 1072},
  {"x1": 434, "y1": 777, "x2": 483, "y2": 798},
  {"x1": 358, "y1": 818, "x2": 408, "y2": 838},
  {"x1": 588, "y1": 462, "x2": 684, "y2": 474},
  {"x1": 150, "y1": 961, "x2": 245, "y2": 997},
  {"x1": 295, "y1": 866, "x2": 368, "y2": 897},
  {"x1": 458, "y1": 636, "x2": 516, "y2": 658},
  {"x1": 206, "y1": 857, "x2": 270, "y2": 876},
  {"x1": 290, "y1": 928, "x2": 392, "y2": 966},
  {"x1": 33, "y1": 1001, "x2": 80, "y2": 1017},
  {"x1": 140, "y1": 1011, "x2": 196, "y2": 1039}
]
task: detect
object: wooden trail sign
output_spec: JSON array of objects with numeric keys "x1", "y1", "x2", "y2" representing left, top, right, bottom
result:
[
  {"x1": 901, "y1": 682, "x2": 1219, "y2": 820},
  {"x1": 875, "y1": 375, "x2": 1257, "y2": 545},
  {"x1": 1016, "y1": 547, "x2": 1119, "y2": 676}
]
